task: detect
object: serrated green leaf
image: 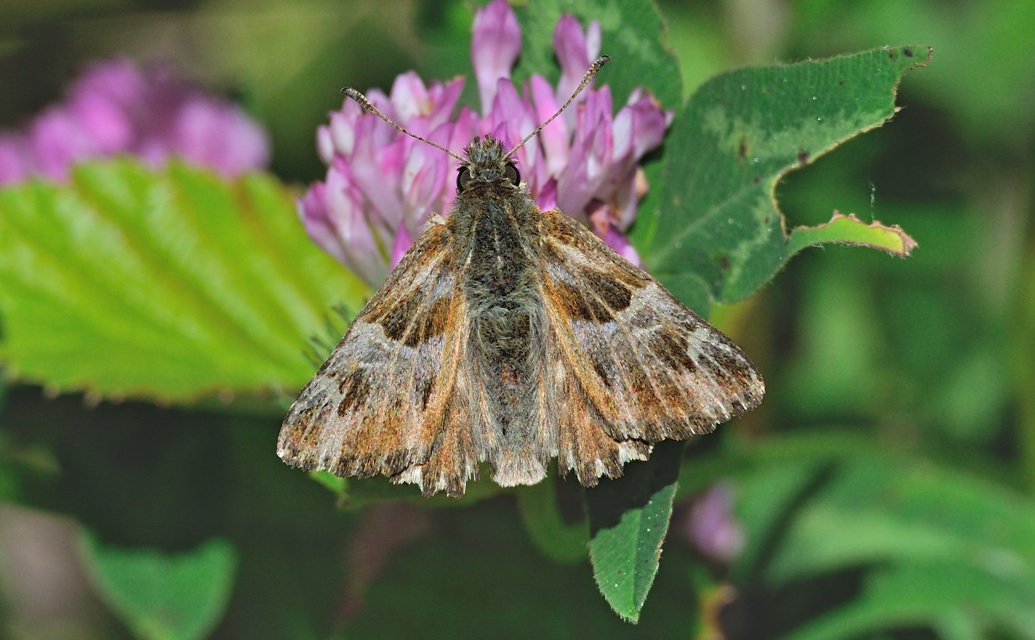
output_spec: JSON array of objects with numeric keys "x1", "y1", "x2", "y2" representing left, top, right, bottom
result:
[
  {"x1": 0, "y1": 159, "x2": 368, "y2": 403},
  {"x1": 81, "y1": 534, "x2": 238, "y2": 640},
  {"x1": 587, "y1": 441, "x2": 683, "y2": 622},
  {"x1": 640, "y1": 45, "x2": 930, "y2": 310}
]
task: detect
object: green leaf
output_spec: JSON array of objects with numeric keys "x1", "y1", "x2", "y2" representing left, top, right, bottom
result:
[
  {"x1": 81, "y1": 534, "x2": 238, "y2": 640},
  {"x1": 586, "y1": 441, "x2": 683, "y2": 622},
  {"x1": 1016, "y1": 254, "x2": 1035, "y2": 493},
  {"x1": 639, "y1": 45, "x2": 930, "y2": 310},
  {"x1": 782, "y1": 562, "x2": 1035, "y2": 640},
  {"x1": 759, "y1": 456, "x2": 1035, "y2": 585},
  {"x1": 787, "y1": 211, "x2": 917, "y2": 257},
  {"x1": 725, "y1": 433, "x2": 1035, "y2": 637},
  {"x1": 0, "y1": 160, "x2": 368, "y2": 403}
]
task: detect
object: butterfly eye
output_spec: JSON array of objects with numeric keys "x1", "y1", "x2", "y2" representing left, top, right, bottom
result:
[
  {"x1": 505, "y1": 163, "x2": 520, "y2": 186},
  {"x1": 456, "y1": 167, "x2": 473, "y2": 193}
]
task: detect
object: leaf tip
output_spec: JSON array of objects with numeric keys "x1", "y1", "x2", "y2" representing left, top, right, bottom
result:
[
  {"x1": 881, "y1": 44, "x2": 934, "y2": 68},
  {"x1": 789, "y1": 211, "x2": 918, "y2": 257}
]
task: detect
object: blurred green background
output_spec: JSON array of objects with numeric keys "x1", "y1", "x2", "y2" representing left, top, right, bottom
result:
[{"x1": 0, "y1": 0, "x2": 1033, "y2": 638}]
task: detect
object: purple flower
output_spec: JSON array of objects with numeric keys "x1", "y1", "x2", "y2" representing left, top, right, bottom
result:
[
  {"x1": 680, "y1": 481, "x2": 745, "y2": 564},
  {"x1": 0, "y1": 58, "x2": 269, "y2": 186},
  {"x1": 302, "y1": 0, "x2": 671, "y2": 286}
]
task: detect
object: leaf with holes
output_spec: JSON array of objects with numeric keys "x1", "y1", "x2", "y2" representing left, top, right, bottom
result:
[{"x1": 635, "y1": 45, "x2": 929, "y2": 312}]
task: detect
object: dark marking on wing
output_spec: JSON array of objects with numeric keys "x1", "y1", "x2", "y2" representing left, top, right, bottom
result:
[
  {"x1": 337, "y1": 370, "x2": 372, "y2": 415},
  {"x1": 417, "y1": 375, "x2": 434, "y2": 410},
  {"x1": 592, "y1": 360, "x2": 613, "y2": 388},
  {"x1": 554, "y1": 282, "x2": 608, "y2": 322},
  {"x1": 366, "y1": 289, "x2": 452, "y2": 348},
  {"x1": 583, "y1": 269, "x2": 633, "y2": 312},
  {"x1": 654, "y1": 331, "x2": 697, "y2": 374}
]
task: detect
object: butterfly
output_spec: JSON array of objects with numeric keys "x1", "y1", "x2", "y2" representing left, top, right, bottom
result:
[{"x1": 278, "y1": 57, "x2": 764, "y2": 497}]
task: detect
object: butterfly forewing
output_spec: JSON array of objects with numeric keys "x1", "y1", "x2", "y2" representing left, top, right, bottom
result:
[
  {"x1": 278, "y1": 219, "x2": 474, "y2": 491},
  {"x1": 537, "y1": 208, "x2": 764, "y2": 483}
]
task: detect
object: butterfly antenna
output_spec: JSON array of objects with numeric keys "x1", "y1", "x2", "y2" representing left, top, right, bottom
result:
[
  {"x1": 341, "y1": 87, "x2": 466, "y2": 163},
  {"x1": 504, "y1": 55, "x2": 610, "y2": 160}
]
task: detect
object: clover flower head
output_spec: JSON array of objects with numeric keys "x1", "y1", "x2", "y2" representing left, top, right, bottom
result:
[
  {"x1": 301, "y1": 0, "x2": 671, "y2": 286},
  {"x1": 0, "y1": 57, "x2": 269, "y2": 186}
]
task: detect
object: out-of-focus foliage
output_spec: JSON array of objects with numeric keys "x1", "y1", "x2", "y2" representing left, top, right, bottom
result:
[{"x1": 0, "y1": 0, "x2": 1032, "y2": 638}]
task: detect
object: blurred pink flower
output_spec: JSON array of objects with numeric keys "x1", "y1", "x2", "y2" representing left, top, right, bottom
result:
[
  {"x1": 0, "y1": 58, "x2": 269, "y2": 186},
  {"x1": 684, "y1": 481, "x2": 745, "y2": 564},
  {"x1": 301, "y1": 0, "x2": 671, "y2": 286}
]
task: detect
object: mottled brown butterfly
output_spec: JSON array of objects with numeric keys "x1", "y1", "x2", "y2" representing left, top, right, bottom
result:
[{"x1": 278, "y1": 58, "x2": 764, "y2": 497}]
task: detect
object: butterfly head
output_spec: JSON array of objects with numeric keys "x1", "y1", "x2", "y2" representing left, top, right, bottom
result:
[{"x1": 457, "y1": 136, "x2": 520, "y2": 194}]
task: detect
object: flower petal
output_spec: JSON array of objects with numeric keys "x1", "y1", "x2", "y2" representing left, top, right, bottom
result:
[
  {"x1": 299, "y1": 166, "x2": 387, "y2": 285},
  {"x1": 0, "y1": 134, "x2": 28, "y2": 185},
  {"x1": 472, "y1": 0, "x2": 521, "y2": 115},
  {"x1": 552, "y1": 16, "x2": 601, "y2": 117},
  {"x1": 401, "y1": 139, "x2": 451, "y2": 230},
  {"x1": 530, "y1": 75, "x2": 569, "y2": 175},
  {"x1": 388, "y1": 222, "x2": 413, "y2": 269},
  {"x1": 170, "y1": 98, "x2": 270, "y2": 176},
  {"x1": 625, "y1": 91, "x2": 671, "y2": 160},
  {"x1": 557, "y1": 88, "x2": 613, "y2": 216},
  {"x1": 389, "y1": 71, "x2": 432, "y2": 125}
]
